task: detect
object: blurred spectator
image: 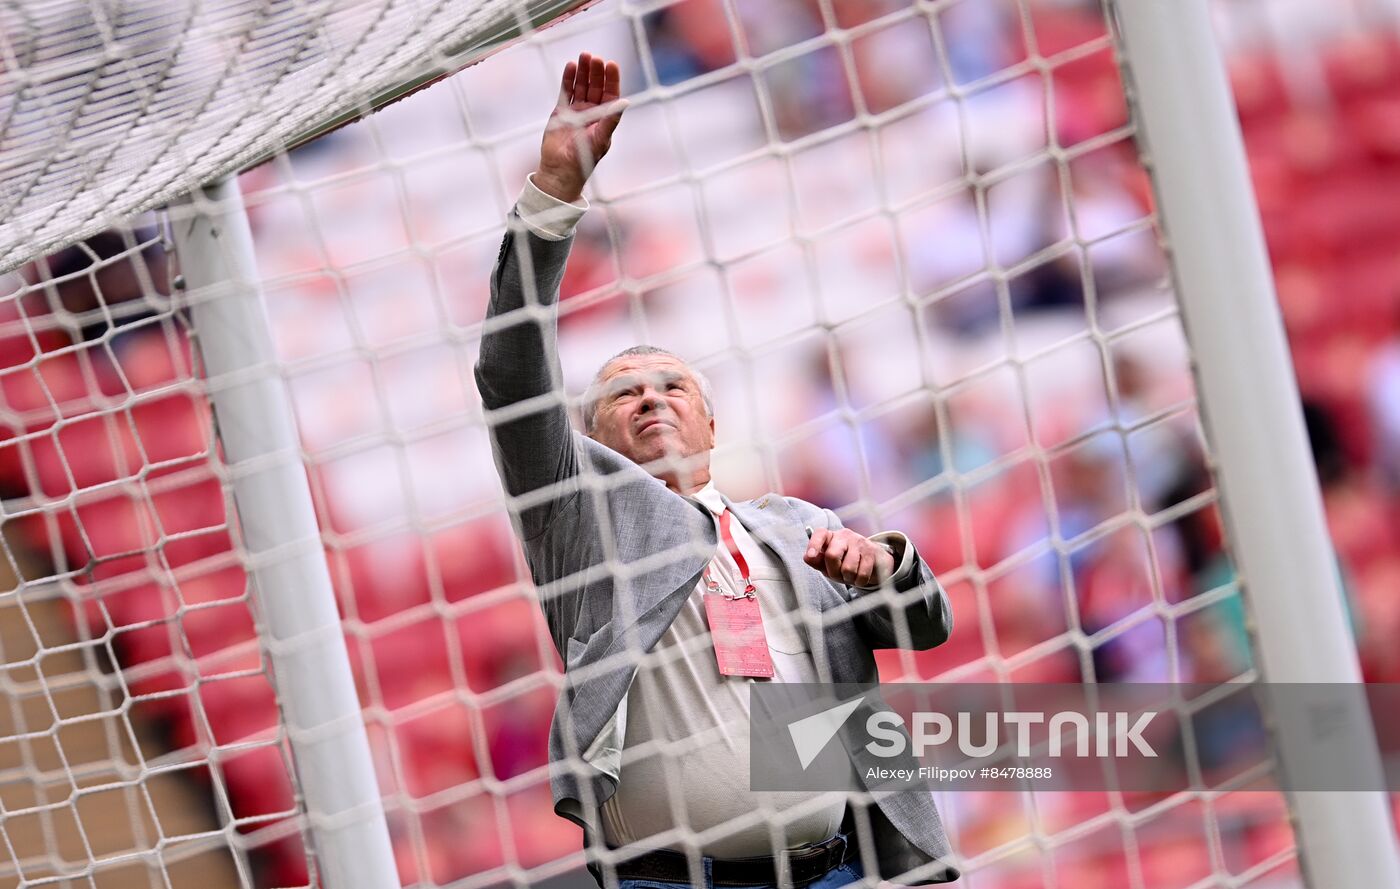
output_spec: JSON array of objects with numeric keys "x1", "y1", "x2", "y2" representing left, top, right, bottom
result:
[
  {"x1": 643, "y1": 0, "x2": 735, "y2": 85},
  {"x1": 941, "y1": 0, "x2": 1019, "y2": 84},
  {"x1": 29, "y1": 228, "x2": 168, "y2": 342},
  {"x1": 1111, "y1": 352, "x2": 1194, "y2": 512}
]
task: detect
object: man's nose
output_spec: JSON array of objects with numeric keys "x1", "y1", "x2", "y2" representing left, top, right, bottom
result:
[{"x1": 638, "y1": 387, "x2": 663, "y2": 411}]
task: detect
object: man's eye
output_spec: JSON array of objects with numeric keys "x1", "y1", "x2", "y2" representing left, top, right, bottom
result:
[{"x1": 668, "y1": 383, "x2": 684, "y2": 391}]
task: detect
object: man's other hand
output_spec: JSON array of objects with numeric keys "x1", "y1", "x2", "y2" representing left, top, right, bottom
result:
[
  {"x1": 805, "y1": 527, "x2": 895, "y2": 589},
  {"x1": 534, "y1": 52, "x2": 627, "y2": 203}
]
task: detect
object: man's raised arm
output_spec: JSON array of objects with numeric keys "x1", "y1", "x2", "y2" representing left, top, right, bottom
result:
[{"x1": 474, "y1": 53, "x2": 626, "y2": 541}]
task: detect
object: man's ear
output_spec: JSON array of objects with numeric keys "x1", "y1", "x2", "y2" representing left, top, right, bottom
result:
[{"x1": 581, "y1": 396, "x2": 606, "y2": 442}]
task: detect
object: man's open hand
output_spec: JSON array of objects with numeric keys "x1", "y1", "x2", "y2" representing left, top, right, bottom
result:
[
  {"x1": 805, "y1": 527, "x2": 895, "y2": 589},
  {"x1": 533, "y1": 52, "x2": 627, "y2": 204}
]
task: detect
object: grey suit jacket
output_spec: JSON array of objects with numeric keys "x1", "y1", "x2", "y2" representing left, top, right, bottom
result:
[{"x1": 475, "y1": 211, "x2": 960, "y2": 884}]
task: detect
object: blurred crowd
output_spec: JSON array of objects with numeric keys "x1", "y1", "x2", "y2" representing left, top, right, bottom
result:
[{"x1": 3, "y1": 0, "x2": 1399, "y2": 886}]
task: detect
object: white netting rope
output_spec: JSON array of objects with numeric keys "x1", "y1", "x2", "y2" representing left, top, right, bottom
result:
[
  {"x1": 0, "y1": 0, "x2": 593, "y2": 274},
  {"x1": 275, "y1": 1, "x2": 1288, "y2": 884},
  {"x1": 0, "y1": 226, "x2": 321, "y2": 886},
  {"x1": 249, "y1": 0, "x2": 1296, "y2": 885},
  {"x1": 0, "y1": 0, "x2": 1315, "y2": 887}
]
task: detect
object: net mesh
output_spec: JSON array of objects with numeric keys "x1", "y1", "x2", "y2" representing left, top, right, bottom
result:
[
  {"x1": 0, "y1": 225, "x2": 309, "y2": 886},
  {"x1": 0, "y1": 0, "x2": 593, "y2": 273},
  {"x1": 3, "y1": 0, "x2": 1383, "y2": 886}
]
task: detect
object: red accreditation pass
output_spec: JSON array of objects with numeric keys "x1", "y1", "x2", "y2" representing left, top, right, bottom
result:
[{"x1": 703, "y1": 593, "x2": 774, "y2": 678}]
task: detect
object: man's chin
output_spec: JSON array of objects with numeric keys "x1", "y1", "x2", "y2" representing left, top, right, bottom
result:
[
  {"x1": 621, "y1": 432, "x2": 677, "y2": 462},
  {"x1": 631, "y1": 447, "x2": 677, "y2": 470},
  {"x1": 630, "y1": 447, "x2": 705, "y2": 478}
]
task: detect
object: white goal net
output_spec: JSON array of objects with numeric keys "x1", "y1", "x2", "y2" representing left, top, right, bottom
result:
[
  {"x1": 0, "y1": 0, "x2": 591, "y2": 272},
  {"x1": 0, "y1": 0, "x2": 1386, "y2": 887}
]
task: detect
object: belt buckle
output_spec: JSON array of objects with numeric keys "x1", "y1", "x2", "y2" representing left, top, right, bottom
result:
[{"x1": 829, "y1": 833, "x2": 847, "y2": 866}]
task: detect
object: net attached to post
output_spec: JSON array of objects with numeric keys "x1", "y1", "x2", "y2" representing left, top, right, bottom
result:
[
  {"x1": 228, "y1": 0, "x2": 1298, "y2": 884},
  {"x1": 0, "y1": 225, "x2": 311, "y2": 886},
  {"x1": 2, "y1": 0, "x2": 1366, "y2": 886},
  {"x1": 0, "y1": 0, "x2": 594, "y2": 273}
]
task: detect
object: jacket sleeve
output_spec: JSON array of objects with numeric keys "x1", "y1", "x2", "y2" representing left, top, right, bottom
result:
[
  {"x1": 796, "y1": 499, "x2": 953, "y2": 651},
  {"x1": 474, "y1": 211, "x2": 582, "y2": 542}
]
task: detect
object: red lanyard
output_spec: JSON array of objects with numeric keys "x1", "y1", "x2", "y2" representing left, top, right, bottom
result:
[{"x1": 704, "y1": 509, "x2": 756, "y2": 597}]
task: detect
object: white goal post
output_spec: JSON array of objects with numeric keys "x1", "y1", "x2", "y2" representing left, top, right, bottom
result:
[
  {"x1": 169, "y1": 176, "x2": 400, "y2": 889},
  {"x1": 1110, "y1": 1, "x2": 1400, "y2": 887}
]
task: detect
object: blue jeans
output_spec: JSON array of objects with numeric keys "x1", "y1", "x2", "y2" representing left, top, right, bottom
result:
[{"x1": 617, "y1": 857, "x2": 864, "y2": 889}]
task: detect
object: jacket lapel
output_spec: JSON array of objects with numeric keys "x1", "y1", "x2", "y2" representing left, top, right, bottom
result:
[{"x1": 723, "y1": 494, "x2": 790, "y2": 567}]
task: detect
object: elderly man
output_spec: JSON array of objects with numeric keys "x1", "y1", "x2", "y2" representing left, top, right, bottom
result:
[{"x1": 475, "y1": 53, "x2": 958, "y2": 888}]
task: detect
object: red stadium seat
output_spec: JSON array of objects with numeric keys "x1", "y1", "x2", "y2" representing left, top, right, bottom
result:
[
  {"x1": 1229, "y1": 54, "x2": 1290, "y2": 121},
  {"x1": 1322, "y1": 35, "x2": 1400, "y2": 102}
]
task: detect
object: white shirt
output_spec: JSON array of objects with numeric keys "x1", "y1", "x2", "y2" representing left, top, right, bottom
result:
[{"x1": 514, "y1": 173, "x2": 590, "y2": 239}]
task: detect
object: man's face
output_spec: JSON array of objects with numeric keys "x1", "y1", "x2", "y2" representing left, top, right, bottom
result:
[{"x1": 588, "y1": 354, "x2": 715, "y2": 473}]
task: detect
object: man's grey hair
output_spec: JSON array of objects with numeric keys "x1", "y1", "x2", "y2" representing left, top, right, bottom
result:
[{"x1": 581, "y1": 345, "x2": 715, "y2": 434}]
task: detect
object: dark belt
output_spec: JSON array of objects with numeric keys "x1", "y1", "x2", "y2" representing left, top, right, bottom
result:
[{"x1": 611, "y1": 832, "x2": 854, "y2": 887}]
